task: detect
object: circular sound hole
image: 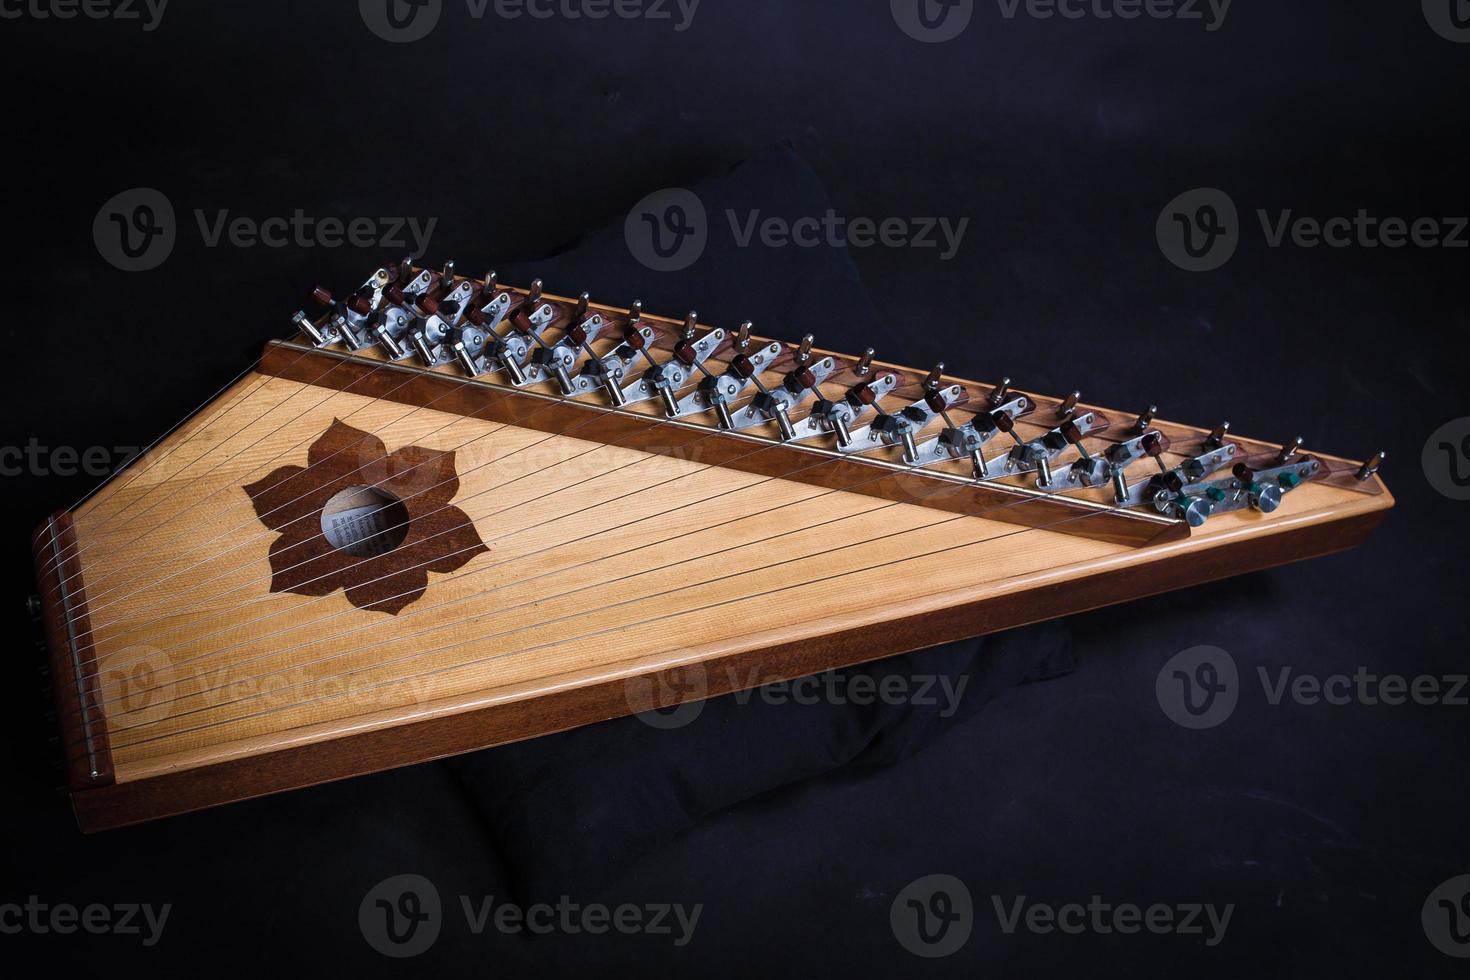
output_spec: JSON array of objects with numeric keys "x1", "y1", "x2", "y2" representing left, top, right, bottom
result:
[{"x1": 320, "y1": 485, "x2": 410, "y2": 558}]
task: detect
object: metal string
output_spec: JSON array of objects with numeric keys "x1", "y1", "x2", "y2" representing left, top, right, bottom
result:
[
  {"x1": 70, "y1": 442, "x2": 1126, "y2": 749},
  {"x1": 89, "y1": 494, "x2": 1126, "y2": 760}
]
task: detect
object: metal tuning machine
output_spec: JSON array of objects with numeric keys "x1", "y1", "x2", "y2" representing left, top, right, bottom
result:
[
  {"x1": 409, "y1": 268, "x2": 478, "y2": 368},
  {"x1": 571, "y1": 300, "x2": 658, "y2": 405},
  {"x1": 1115, "y1": 427, "x2": 1244, "y2": 525},
  {"x1": 671, "y1": 321, "x2": 784, "y2": 429},
  {"x1": 480, "y1": 281, "x2": 556, "y2": 387},
  {"x1": 975, "y1": 397, "x2": 1103, "y2": 489},
  {"x1": 912, "y1": 392, "x2": 1034, "y2": 479},
  {"x1": 788, "y1": 349, "x2": 898, "y2": 449},
  {"x1": 296, "y1": 263, "x2": 399, "y2": 351},
  {"x1": 727, "y1": 335, "x2": 837, "y2": 440},
  {"x1": 841, "y1": 364, "x2": 967, "y2": 464},
  {"x1": 1164, "y1": 439, "x2": 1322, "y2": 525},
  {"x1": 519, "y1": 292, "x2": 611, "y2": 395},
  {"x1": 620, "y1": 312, "x2": 726, "y2": 415},
  {"x1": 368, "y1": 263, "x2": 441, "y2": 360}
]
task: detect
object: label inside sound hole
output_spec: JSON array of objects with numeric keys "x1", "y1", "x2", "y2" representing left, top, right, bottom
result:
[{"x1": 320, "y1": 485, "x2": 410, "y2": 558}]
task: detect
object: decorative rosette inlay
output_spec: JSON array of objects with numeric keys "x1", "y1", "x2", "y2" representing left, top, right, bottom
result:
[{"x1": 243, "y1": 419, "x2": 488, "y2": 614}]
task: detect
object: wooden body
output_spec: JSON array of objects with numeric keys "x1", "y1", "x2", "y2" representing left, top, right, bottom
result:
[{"x1": 32, "y1": 307, "x2": 1392, "y2": 831}]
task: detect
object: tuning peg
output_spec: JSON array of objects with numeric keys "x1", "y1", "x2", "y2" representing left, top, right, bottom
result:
[
  {"x1": 570, "y1": 291, "x2": 591, "y2": 322},
  {"x1": 1058, "y1": 391, "x2": 1081, "y2": 416},
  {"x1": 375, "y1": 322, "x2": 407, "y2": 360},
  {"x1": 734, "y1": 321, "x2": 752, "y2": 351},
  {"x1": 796, "y1": 334, "x2": 815, "y2": 365},
  {"x1": 855, "y1": 348, "x2": 875, "y2": 376},
  {"x1": 1356, "y1": 450, "x2": 1386, "y2": 481},
  {"x1": 291, "y1": 310, "x2": 330, "y2": 347},
  {"x1": 988, "y1": 377, "x2": 1011, "y2": 407},
  {"x1": 410, "y1": 330, "x2": 436, "y2": 366},
  {"x1": 1059, "y1": 417, "x2": 1097, "y2": 468},
  {"x1": 1277, "y1": 436, "x2": 1304, "y2": 465},
  {"x1": 452, "y1": 340, "x2": 479, "y2": 377},
  {"x1": 1141, "y1": 431, "x2": 1171, "y2": 474},
  {"x1": 526, "y1": 279, "x2": 543, "y2": 305},
  {"x1": 680, "y1": 311, "x2": 698, "y2": 341},
  {"x1": 482, "y1": 270, "x2": 498, "y2": 294},
  {"x1": 441, "y1": 259, "x2": 456, "y2": 284},
  {"x1": 1133, "y1": 405, "x2": 1157, "y2": 434},
  {"x1": 1205, "y1": 421, "x2": 1231, "y2": 450},
  {"x1": 924, "y1": 363, "x2": 945, "y2": 391}
]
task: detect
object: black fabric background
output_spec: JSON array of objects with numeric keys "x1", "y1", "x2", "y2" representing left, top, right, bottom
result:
[{"x1": 2, "y1": 2, "x2": 1468, "y2": 976}]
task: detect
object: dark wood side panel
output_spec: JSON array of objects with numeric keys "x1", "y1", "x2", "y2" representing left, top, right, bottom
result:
[
  {"x1": 70, "y1": 505, "x2": 1387, "y2": 832},
  {"x1": 31, "y1": 512, "x2": 115, "y2": 791},
  {"x1": 259, "y1": 341, "x2": 1186, "y2": 549}
]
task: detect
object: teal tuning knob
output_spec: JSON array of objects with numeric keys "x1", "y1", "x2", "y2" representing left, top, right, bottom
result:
[{"x1": 1278, "y1": 471, "x2": 1303, "y2": 491}]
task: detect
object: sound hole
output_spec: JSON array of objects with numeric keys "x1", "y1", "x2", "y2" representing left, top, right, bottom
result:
[{"x1": 320, "y1": 485, "x2": 410, "y2": 558}]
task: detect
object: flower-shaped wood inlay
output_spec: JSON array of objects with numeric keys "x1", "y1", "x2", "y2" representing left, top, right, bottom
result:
[{"x1": 243, "y1": 419, "x2": 488, "y2": 614}]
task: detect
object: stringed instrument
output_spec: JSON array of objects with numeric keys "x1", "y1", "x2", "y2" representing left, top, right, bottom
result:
[{"x1": 30, "y1": 259, "x2": 1392, "y2": 831}]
